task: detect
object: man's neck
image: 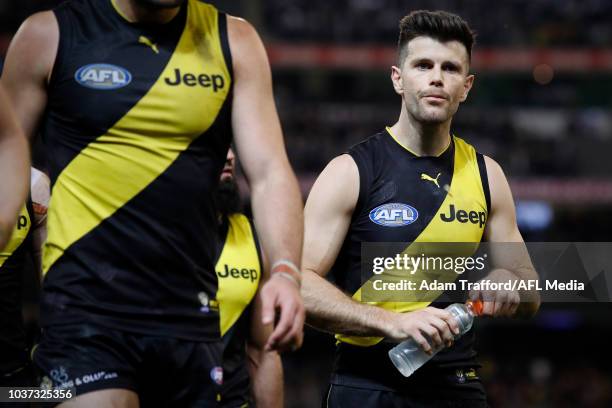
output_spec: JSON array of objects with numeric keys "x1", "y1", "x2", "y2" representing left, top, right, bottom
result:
[
  {"x1": 389, "y1": 108, "x2": 452, "y2": 157},
  {"x1": 113, "y1": 0, "x2": 181, "y2": 24}
]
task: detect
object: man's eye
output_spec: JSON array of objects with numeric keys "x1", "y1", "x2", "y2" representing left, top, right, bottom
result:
[{"x1": 444, "y1": 64, "x2": 459, "y2": 72}]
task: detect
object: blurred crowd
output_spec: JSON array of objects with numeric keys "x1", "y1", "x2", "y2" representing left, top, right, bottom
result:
[
  {"x1": 2, "y1": 1, "x2": 612, "y2": 182},
  {"x1": 264, "y1": 0, "x2": 612, "y2": 46},
  {"x1": 275, "y1": 71, "x2": 612, "y2": 177}
]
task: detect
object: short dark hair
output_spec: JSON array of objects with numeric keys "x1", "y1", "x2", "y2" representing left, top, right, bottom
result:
[{"x1": 398, "y1": 10, "x2": 475, "y2": 65}]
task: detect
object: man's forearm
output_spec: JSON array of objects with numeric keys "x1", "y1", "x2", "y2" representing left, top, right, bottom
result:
[
  {"x1": 251, "y1": 164, "x2": 303, "y2": 266},
  {"x1": 508, "y1": 265, "x2": 541, "y2": 318},
  {"x1": 247, "y1": 346, "x2": 283, "y2": 408},
  {"x1": 0, "y1": 133, "x2": 29, "y2": 249},
  {"x1": 303, "y1": 270, "x2": 392, "y2": 337},
  {"x1": 487, "y1": 266, "x2": 540, "y2": 318}
]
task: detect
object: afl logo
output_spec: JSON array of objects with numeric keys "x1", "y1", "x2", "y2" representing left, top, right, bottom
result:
[
  {"x1": 75, "y1": 64, "x2": 132, "y2": 90},
  {"x1": 369, "y1": 203, "x2": 418, "y2": 227}
]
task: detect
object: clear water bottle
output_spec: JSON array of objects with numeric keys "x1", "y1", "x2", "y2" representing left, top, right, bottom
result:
[{"x1": 388, "y1": 300, "x2": 483, "y2": 377}]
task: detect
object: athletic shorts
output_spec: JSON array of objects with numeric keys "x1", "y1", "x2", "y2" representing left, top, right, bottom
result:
[
  {"x1": 33, "y1": 323, "x2": 224, "y2": 407},
  {"x1": 0, "y1": 361, "x2": 38, "y2": 408},
  {"x1": 0, "y1": 361, "x2": 36, "y2": 387},
  {"x1": 323, "y1": 383, "x2": 489, "y2": 408},
  {"x1": 219, "y1": 371, "x2": 251, "y2": 408}
]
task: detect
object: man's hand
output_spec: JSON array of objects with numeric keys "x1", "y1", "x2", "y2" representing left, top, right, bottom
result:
[
  {"x1": 469, "y1": 268, "x2": 521, "y2": 317},
  {"x1": 383, "y1": 307, "x2": 460, "y2": 354},
  {"x1": 261, "y1": 273, "x2": 305, "y2": 352}
]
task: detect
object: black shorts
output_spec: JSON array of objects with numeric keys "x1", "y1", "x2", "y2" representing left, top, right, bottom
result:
[
  {"x1": 0, "y1": 362, "x2": 38, "y2": 408},
  {"x1": 33, "y1": 323, "x2": 223, "y2": 407},
  {"x1": 219, "y1": 372, "x2": 251, "y2": 408},
  {"x1": 0, "y1": 361, "x2": 36, "y2": 388},
  {"x1": 323, "y1": 384, "x2": 489, "y2": 408}
]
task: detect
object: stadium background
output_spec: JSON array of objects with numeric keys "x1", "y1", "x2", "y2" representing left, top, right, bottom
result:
[{"x1": 1, "y1": 0, "x2": 611, "y2": 406}]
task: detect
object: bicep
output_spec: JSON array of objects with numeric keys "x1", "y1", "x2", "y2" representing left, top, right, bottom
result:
[
  {"x1": 302, "y1": 155, "x2": 359, "y2": 277},
  {"x1": 1, "y1": 11, "x2": 58, "y2": 141},
  {"x1": 227, "y1": 16, "x2": 286, "y2": 183},
  {"x1": 483, "y1": 156, "x2": 536, "y2": 275},
  {"x1": 0, "y1": 83, "x2": 21, "y2": 140},
  {"x1": 483, "y1": 156, "x2": 522, "y2": 243}
]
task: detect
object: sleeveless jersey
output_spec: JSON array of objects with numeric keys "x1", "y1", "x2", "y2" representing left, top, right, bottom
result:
[
  {"x1": 40, "y1": 0, "x2": 233, "y2": 340},
  {"x1": 215, "y1": 213, "x2": 262, "y2": 406},
  {"x1": 330, "y1": 128, "x2": 490, "y2": 396},
  {"x1": 0, "y1": 200, "x2": 34, "y2": 374}
]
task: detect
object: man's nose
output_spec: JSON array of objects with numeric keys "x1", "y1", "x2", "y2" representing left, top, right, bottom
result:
[{"x1": 429, "y1": 66, "x2": 444, "y2": 87}]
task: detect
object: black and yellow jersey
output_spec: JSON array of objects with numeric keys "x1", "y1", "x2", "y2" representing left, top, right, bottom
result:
[
  {"x1": 215, "y1": 213, "x2": 262, "y2": 406},
  {"x1": 330, "y1": 128, "x2": 490, "y2": 397},
  {"x1": 0, "y1": 200, "x2": 34, "y2": 374},
  {"x1": 40, "y1": 0, "x2": 233, "y2": 340}
]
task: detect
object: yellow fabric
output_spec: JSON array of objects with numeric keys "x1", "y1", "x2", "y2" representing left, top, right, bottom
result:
[
  {"x1": 43, "y1": 0, "x2": 232, "y2": 274},
  {"x1": 337, "y1": 137, "x2": 488, "y2": 346},
  {"x1": 216, "y1": 214, "x2": 261, "y2": 336},
  {"x1": 0, "y1": 205, "x2": 31, "y2": 268}
]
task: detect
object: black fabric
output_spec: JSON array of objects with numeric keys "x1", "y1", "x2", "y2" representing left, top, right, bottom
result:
[
  {"x1": 0, "y1": 198, "x2": 34, "y2": 374},
  {"x1": 0, "y1": 362, "x2": 37, "y2": 408},
  {"x1": 217, "y1": 12, "x2": 233, "y2": 77},
  {"x1": 219, "y1": 310, "x2": 251, "y2": 408},
  {"x1": 334, "y1": 131, "x2": 455, "y2": 295},
  {"x1": 33, "y1": 323, "x2": 224, "y2": 407},
  {"x1": 476, "y1": 153, "x2": 491, "y2": 215},
  {"x1": 46, "y1": 0, "x2": 187, "y2": 185},
  {"x1": 0, "y1": 361, "x2": 36, "y2": 387},
  {"x1": 324, "y1": 383, "x2": 488, "y2": 408},
  {"x1": 331, "y1": 342, "x2": 484, "y2": 397},
  {"x1": 41, "y1": 0, "x2": 233, "y2": 341},
  {"x1": 41, "y1": 95, "x2": 233, "y2": 340},
  {"x1": 331, "y1": 131, "x2": 484, "y2": 392}
]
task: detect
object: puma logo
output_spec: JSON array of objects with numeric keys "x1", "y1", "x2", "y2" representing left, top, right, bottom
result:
[
  {"x1": 138, "y1": 36, "x2": 159, "y2": 54},
  {"x1": 421, "y1": 172, "x2": 441, "y2": 188}
]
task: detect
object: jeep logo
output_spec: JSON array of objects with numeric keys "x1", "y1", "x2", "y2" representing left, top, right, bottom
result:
[
  {"x1": 164, "y1": 68, "x2": 225, "y2": 92},
  {"x1": 17, "y1": 215, "x2": 28, "y2": 230},
  {"x1": 440, "y1": 204, "x2": 486, "y2": 228},
  {"x1": 217, "y1": 264, "x2": 258, "y2": 282}
]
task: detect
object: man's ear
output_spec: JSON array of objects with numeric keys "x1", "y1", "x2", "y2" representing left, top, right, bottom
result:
[
  {"x1": 391, "y1": 65, "x2": 403, "y2": 95},
  {"x1": 460, "y1": 74, "x2": 475, "y2": 102}
]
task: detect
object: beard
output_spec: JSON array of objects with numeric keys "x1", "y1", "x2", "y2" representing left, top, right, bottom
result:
[
  {"x1": 406, "y1": 95, "x2": 458, "y2": 125},
  {"x1": 134, "y1": 0, "x2": 186, "y2": 9},
  {"x1": 414, "y1": 103, "x2": 451, "y2": 124},
  {"x1": 214, "y1": 178, "x2": 242, "y2": 218}
]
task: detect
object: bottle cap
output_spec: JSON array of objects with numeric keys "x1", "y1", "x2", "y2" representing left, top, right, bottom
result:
[{"x1": 466, "y1": 299, "x2": 483, "y2": 316}]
